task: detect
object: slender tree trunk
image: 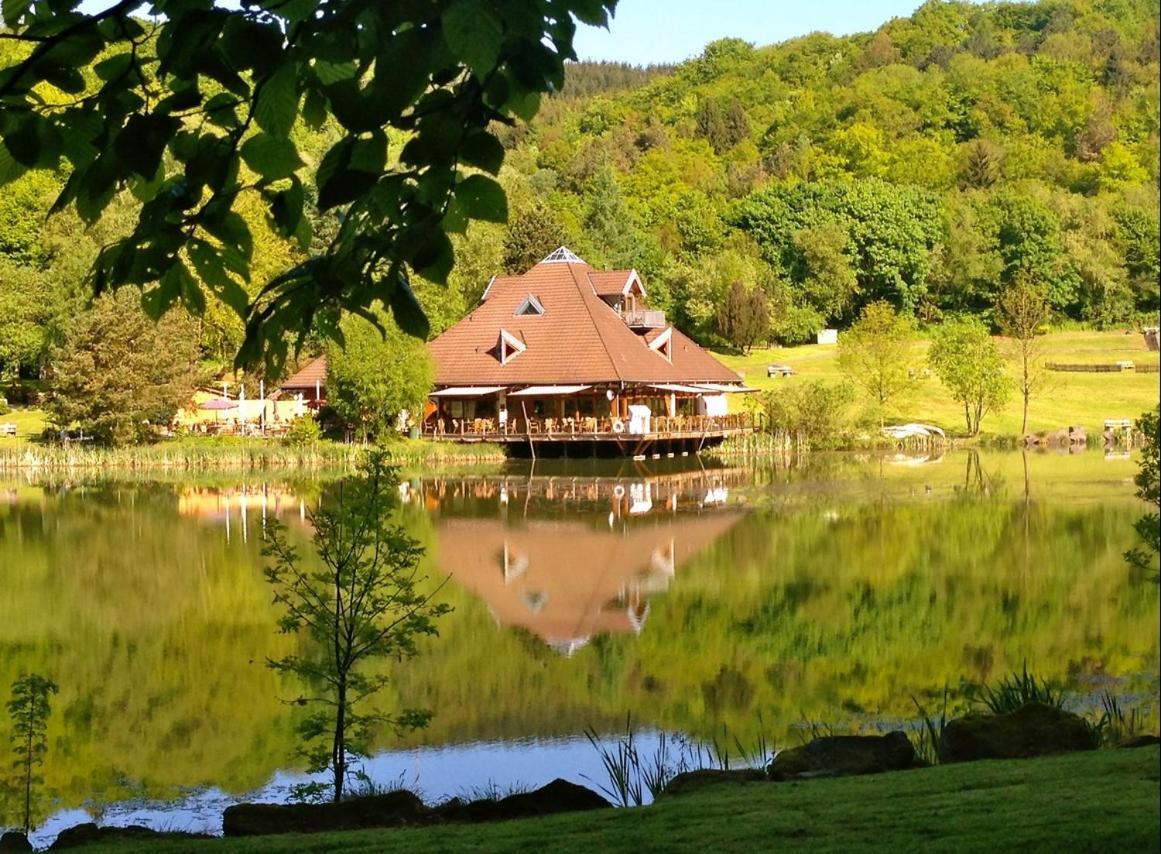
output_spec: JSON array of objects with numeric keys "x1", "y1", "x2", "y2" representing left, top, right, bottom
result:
[
  {"x1": 333, "y1": 677, "x2": 347, "y2": 803},
  {"x1": 23, "y1": 721, "x2": 33, "y2": 832}
]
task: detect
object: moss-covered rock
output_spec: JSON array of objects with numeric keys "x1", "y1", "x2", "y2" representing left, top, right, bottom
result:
[
  {"x1": 768, "y1": 731, "x2": 915, "y2": 780},
  {"x1": 939, "y1": 703, "x2": 1097, "y2": 763},
  {"x1": 662, "y1": 768, "x2": 768, "y2": 796},
  {"x1": 222, "y1": 790, "x2": 426, "y2": 837}
]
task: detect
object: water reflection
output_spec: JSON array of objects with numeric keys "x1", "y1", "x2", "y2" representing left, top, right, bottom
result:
[
  {"x1": 412, "y1": 471, "x2": 745, "y2": 654},
  {"x1": 1, "y1": 452, "x2": 1157, "y2": 842}
]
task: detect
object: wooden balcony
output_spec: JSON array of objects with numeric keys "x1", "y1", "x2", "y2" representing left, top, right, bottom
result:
[
  {"x1": 621, "y1": 309, "x2": 667, "y2": 329},
  {"x1": 422, "y1": 414, "x2": 757, "y2": 455}
]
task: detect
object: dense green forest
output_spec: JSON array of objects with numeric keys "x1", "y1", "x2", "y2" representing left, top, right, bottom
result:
[{"x1": 0, "y1": 0, "x2": 1158, "y2": 414}]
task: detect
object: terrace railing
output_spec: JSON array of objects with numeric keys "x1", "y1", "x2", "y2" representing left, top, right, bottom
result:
[
  {"x1": 621, "y1": 309, "x2": 667, "y2": 329},
  {"x1": 422, "y1": 412, "x2": 756, "y2": 440}
]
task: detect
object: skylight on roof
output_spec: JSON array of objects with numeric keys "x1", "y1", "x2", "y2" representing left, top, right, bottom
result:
[
  {"x1": 515, "y1": 295, "x2": 545, "y2": 316},
  {"x1": 540, "y1": 246, "x2": 586, "y2": 264}
]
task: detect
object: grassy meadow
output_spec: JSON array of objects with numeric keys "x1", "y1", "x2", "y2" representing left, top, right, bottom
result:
[
  {"x1": 76, "y1": 746, "x2": 1160, "y2": 853},
  {"x1": 718, "y1": 329, "x2": 1161, "y2": 438}
]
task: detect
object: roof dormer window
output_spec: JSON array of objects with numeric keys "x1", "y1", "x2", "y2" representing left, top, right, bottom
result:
[
  {"x1": 649, "y1": 327, "x2": 673, "y2": 363},
  {"x1": 498, "y1": 328, "x2": 526, "y2": 364},
  {"x1": 515, "y1": 295, "x2": 545, "y2": 316}
]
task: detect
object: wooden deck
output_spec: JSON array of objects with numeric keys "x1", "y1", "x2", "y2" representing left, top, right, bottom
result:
[{"x1": 422, "y1": 414, "x2": 758, "y2": 457}]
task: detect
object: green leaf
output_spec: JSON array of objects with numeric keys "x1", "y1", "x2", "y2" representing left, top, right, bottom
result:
[
  {"x1": 241, "y1": 132, "x2": 303, "y2": 181},
  {"x1": 443, "y1": 0, "x2": 503, "y2": 77},
  {"x1": 507, "y1": 89, "x2": 540, "y2": 122},
  {"x1": 115, "y1": 113, "x2": 180, "y2": 180},
  {"x1": 93, "y1": 53, "x2": 132, "y2": 83},
  {"x1": 0, "y1": 142, "x2": 27, "y2": 187},
  {"x1": 454, "y1": 174, "x2": 507, "y2": 223},
  {"x1": 412, "y1": 229, "x2": 454, "y2": 285},
  {"x1": 143, "y1": 264, "x2": 188, "y2": 319},
  {"x1": 459, "y1": 130, "x2": 505, "y2": 175},
  {"x1": 316, "y1": 134, "x2": 386, "y2": 210},
  {"x1": 255, "y1": 63, "x2": 298, "y2": 137},
  {"x1": 301, "y1": 87, "x2": 328, "y2": 130},
  {"x1": 269, "y1": 175, "x2": 305, "y2": 238},
  {"x1": 1, "y1": 0, "x2": 31, "y2": 27},
  {"x1": 189, "y1": 239, "x2": 249, "y2": 315},
  {"x1": 388, "y1": 269, "x2": 431, "y2": 340},
  {"x1": 200, "y1": 210, "x2": 253, "y2": 262}
]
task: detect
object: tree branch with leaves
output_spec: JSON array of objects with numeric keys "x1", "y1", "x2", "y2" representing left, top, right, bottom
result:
[{"x1": 0, "y1": 0, "x2": 618, "y2": 373}]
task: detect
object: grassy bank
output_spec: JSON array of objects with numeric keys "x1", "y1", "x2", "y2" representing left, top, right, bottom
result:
[
  {"x1": 76, "y1": 746, "x2": 1159, "y2": 853},
  {"x1": 0, "y1": 434, "x2": 507, "y2": 471},
  {"x1": 718, "y1": 330, "x2": 1160, "y2": 439}
]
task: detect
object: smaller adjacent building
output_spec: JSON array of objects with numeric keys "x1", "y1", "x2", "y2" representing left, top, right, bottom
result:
[{"x1": 278, "y1": 357, "x2": 328, "y2": 408}]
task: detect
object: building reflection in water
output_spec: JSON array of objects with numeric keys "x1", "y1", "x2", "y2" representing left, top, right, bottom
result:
[
  {"x1": 407, "y1": 465, "x2": 746, "y2": 655},
  {"x1": 177, "y1": 485, "x2": 306, "y2": 543},
  {"x1": 180, "y1": 463, "x2": 746, "y2": 652}
]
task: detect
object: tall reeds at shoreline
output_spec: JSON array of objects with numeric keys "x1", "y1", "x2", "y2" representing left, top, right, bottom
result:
[{"x1": 0, "y1": 438, "x2": 508, "y2": 472}]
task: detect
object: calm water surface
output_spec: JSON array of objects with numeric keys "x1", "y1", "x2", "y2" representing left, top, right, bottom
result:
[{"x1": 1, "y1": 450, "x2": 1158, "y2": 843}]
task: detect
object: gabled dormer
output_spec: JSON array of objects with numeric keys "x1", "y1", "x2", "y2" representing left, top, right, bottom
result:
[
  {"x1": 498, "y1": 328, "x2": 526, "y2": 364},
  {"x1": 514, "y1": 294, "x2": 545, "y2": 317},
  {"x1": 648, "y1": 326, "x2": 673, "y2": 363}
]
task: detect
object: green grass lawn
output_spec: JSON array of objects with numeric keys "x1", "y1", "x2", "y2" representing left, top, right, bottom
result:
[
  {"x1": 718, "y1": 329, "x2": 1161, "y2": 437},
  {"x1": 0, "y1": 405, "x2": 46, "y2": 444},
  {"x1": 79, "y1": 746, "x2": 1160, "y2": 853}
]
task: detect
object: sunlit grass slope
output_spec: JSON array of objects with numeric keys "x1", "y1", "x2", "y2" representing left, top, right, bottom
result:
[{"x1": 718, "y1": 330, "x2": 1161, "y2": 437}]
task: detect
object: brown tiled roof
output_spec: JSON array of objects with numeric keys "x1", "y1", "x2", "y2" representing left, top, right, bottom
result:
[
  {"x1": 280, "y1": 356, "x2": 327, "y2": 389},
  {"x1": 428, "y1": 256, "x2": 739, "y2": 386},
  {"x1": 586, "y1": 270, "x2": 636, "y2": 297}
]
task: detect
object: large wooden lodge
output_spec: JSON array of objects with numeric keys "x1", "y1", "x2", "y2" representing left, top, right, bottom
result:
[{"x1": 280, "y1": 248, "x2": 757, "y2": 456}]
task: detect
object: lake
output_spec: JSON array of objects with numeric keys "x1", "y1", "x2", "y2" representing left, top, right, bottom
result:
[{"x1": 1, "y1": 450, "x2": 1158, "y2": 844}]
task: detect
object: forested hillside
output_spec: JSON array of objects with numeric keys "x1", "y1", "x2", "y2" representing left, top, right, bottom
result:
[{"x1": 0, "y1": 0, "x2": 1158, "y2": 394}]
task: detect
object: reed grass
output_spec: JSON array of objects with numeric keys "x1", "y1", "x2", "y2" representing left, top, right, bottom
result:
[
  {"x1": 910, "y1": 687, "x2": 952, "y2": 766},
  {"x1": 971, "y1": 662, "x2": 1066, "y2": 714},
  {"x1": 584, "y1": 715, "x2": 775, "y2": 806},
  {"x1": 0, "y1": 437, "x2": 507, "y2": 471}
]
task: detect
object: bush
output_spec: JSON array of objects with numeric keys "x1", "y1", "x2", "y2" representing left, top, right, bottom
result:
[
  {"x1": 758, "y1": 380, "x2": 853, "y2": 449},
  {"x1": 283, "y1": 416, "x2": 322, "y2": 447}
]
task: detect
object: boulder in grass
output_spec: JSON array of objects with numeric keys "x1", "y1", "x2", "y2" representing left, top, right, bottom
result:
[
  {"x1": 50, "y1": 824, "x2": 212, "y2": 850},
  {"x1": 662, "y1": 768, "x2": 768, "y2": 797},
  {"x1": 457, "y1": 779, "x2": 611, "y2": 823},
  {"x1": 938, "y1": 703, "x2": 1097, "y2": 764},
  {"x1": 768, "y1": 731, "x2": 915, "y2": 780},
  {"x1": 222, "y1": 790, "x2": 427, "y2": 837},
  {"x1": 0, "y1": 832, "x2": 31, "y2": 852},
  {"x1": 1117, "y1": 734, "x2": 1160, "y2": 749}
]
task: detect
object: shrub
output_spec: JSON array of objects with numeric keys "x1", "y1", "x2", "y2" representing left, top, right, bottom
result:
[
  {"x1": 283, "y1": 416, "x2": 322, "y2": 447},
  {"x1": 758, "y1": 380, "x2": 853, "y2": 450}
]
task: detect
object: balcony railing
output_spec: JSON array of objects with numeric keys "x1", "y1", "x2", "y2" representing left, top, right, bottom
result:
[
  {"x1": 621, "y1": 309, "x2": 666, "y2": 329},
  {"x1": 423, "y1": 413, "x2": 756, "y2": 441}
]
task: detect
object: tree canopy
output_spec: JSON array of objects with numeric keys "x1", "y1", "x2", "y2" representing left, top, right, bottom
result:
[
  {"x1": 0, "y1": 0, "x2": 1157, "y2": 411},
  {"x1": 0, "y1": 0, "x2": 619, "y2": 371}
]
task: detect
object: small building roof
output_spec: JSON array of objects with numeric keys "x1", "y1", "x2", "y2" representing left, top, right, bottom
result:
[{"x1": 280, "y1": 356, "x2": 327, "y2": 389}]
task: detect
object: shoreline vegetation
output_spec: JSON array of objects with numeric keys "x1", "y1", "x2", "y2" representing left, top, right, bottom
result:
[
  {"x1": 19, "y1": 747, "x2": 1161, "y2": 853},
  {"x1": 0, "y1": 437, "x2": 508, "y2": 471}
]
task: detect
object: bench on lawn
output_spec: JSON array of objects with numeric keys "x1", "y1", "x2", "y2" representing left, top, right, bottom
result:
[{"x1": 766, "y1": 365, "x2": 794, "y2": 378}]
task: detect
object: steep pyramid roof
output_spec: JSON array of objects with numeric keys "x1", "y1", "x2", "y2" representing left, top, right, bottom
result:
[{"x1": 427, "y1": 256, "x2": 740, "y2": 387}]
